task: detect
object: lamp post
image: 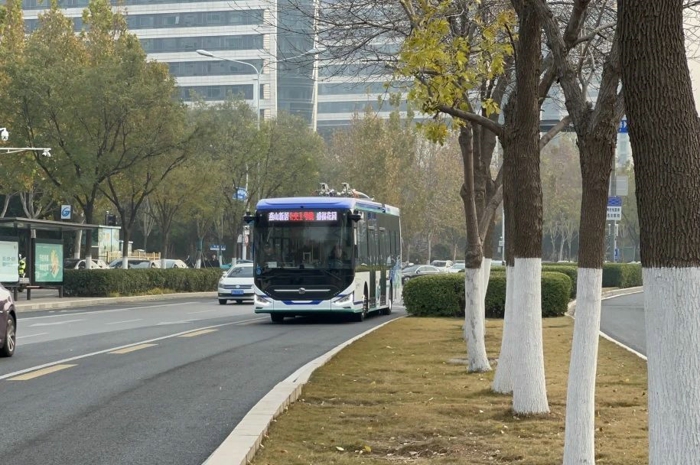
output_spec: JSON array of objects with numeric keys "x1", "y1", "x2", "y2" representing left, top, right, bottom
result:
[{"x1": 196, "y1": 50, "x2": 262, "y2": 130}]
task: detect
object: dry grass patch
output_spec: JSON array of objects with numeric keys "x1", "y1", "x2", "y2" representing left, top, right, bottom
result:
[{"x1": 251, "y1": 317, "x2": 648, "y2": 464}]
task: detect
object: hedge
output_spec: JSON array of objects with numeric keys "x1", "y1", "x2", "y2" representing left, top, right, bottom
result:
[
  {"x1": 63, "y1": 268, "x2": 223, "y2": 297},
  {"x1": 403, "y1": 271, "x2": 572, "y2": 319},
  {"x1": 542, "y1": 264, "x2": 578, "y2": 298},
  {"x1": 602, "y1": 263, "x2": 643, "y2": 288}
]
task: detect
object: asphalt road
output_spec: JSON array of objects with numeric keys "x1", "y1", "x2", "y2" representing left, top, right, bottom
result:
[
  {"x1": 0, "y1": 298, "x2": 404, "y2": 465},
  {"x1": 600, "y1": 292, "x2": 646, "y2": 355}
]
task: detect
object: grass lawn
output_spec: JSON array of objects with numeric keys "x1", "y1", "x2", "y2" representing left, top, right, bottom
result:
[{"x1": 251, "y1": 317, "x2": 648, "y2": 464}]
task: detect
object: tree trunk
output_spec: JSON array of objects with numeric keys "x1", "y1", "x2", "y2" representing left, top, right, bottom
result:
[
  {"x1": 620, "y1": 1, "x2": 700, "y2": 461},
  {"x1": 558, "y1": 235, "x2": 565, "y2": 262},
  {"x1": 83, "y1": 201, "x2": 95, "y2": 270},
  {"x1": 121, "y1": 227, "x2": 131, "y2": 269},
  {"x1": 459, "y1": 124, "x2": 491, "y2": 373},
  {"x1": 508, "y1": 4, "x2": 549, "y2": 415},
  {"x1": 564, "y1": 136, "x2": 615, "y2": 464},
  {"x1": 493, "y1": 98, "x2": 517, "y2": 394},
  {"x1": 0, "y1": 194, "x2": 11, "y2": 218}
]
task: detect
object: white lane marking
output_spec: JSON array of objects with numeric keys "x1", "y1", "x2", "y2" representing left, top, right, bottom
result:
[
  {"x1": 19, "y1": 302, "x2": 197, "y2": 321},
  {"x1": 106, "y1": 319, "x2": 143, "y2": 326},
  {"x1": 30, "y1": 319, "x2": 85, "y2": 327},
  {"x1": 0, "y1": 317, "x2": 267, "y2": 381},
  {"x1": 187, "y1": 309, "x2": 219, "y2": 315},
  {"x1": 156, "y1": 320, "x2": 198, "y2": 326},
  {"x1": 17, "y1": 332, "x2": 48, "y2": 340}
]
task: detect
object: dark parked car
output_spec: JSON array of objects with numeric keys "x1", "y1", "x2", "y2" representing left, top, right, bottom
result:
[
  {"x1": 401, "y1": 265, "x2": 441, "y2": 284},
  {"x1": 0, "y1": 283, "x2": 16, "y2": 357}
]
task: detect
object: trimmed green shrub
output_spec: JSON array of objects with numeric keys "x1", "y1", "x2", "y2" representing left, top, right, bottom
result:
[
  {"x1": 63, "y1": 268, "x2": 223, "y2": 297},
  {"x1": 542, "y1": 264, "x2": 578, "y2": 298},
  {"x1": 403, "y1": 270, "x2": 572, "y2": 319},
  {"x1": 401, "y1": 274, "x2": 464, "y2": 317},
  {"x1": 602, "y1": 263, "x2": 643, "y2": 288}
]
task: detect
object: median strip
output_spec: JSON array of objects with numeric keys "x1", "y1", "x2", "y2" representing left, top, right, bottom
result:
[{"x1": 9, "y1": 364, "x2": 76, "y2": 381}]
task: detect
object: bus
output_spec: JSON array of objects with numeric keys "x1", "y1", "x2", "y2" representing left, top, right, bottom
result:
[{"x1": 245, "y1": 188, "x2": 401, "y2": 323}]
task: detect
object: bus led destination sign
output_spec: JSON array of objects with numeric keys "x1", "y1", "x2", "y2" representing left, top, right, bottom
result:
[{"x1": 268, "y1": 211, "x2": 338, "y2": 222}]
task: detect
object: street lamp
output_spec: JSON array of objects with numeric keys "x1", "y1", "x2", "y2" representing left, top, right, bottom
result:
[
  {"x1": 196, "y1": 48, "x2": 325, "y2": 130},
  {"x1": 0, "y1": 127, "x2": 52, "y2": 156},
  {"x1": 196, "y1": 49, "x2": 263, "y2": 130}
]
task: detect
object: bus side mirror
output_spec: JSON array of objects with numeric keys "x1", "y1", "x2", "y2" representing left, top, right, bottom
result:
[
  {"x1": 243, "y1": 211, "x2": 255, "y2": 224},
  {"x1": 349, "y1": 210, "x2": 362, "y2": 222}
]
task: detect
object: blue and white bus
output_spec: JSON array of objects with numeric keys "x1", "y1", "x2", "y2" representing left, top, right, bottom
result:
[{"x1": 245, "y1": 192, "x2": 401, "y2": 323}]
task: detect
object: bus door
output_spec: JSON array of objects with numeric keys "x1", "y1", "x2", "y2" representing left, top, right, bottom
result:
[
  {"x1": 379, "y1": 228, "x2": 387, "y2": 306},
  {"x1": 368, "y1": 226, "x2": 376, "y2": 306}
]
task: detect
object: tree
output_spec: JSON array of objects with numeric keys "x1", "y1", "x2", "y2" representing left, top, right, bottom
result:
[
  {"x1": 619, "y1": 0, "x2": 700, "y2": 462},
  {"x1": 530, "y1": 0, "x2": 626, "y2": 458},
  {"x1": 0, "y1": 0, "x2": 190, "y2": 266},
  {"x1": 541, "y1": 135, "x2": 581, "y2": 261}
]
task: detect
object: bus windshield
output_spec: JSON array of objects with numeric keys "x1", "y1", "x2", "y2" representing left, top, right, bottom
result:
[{"x1": 253, "y1": 210, "x2": 353, "y2": 272}]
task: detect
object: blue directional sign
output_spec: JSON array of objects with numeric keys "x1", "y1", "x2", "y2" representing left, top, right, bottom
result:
[
  {"x1": 618, "y1": 119, "x2": 628, "y2": 134},
  {"x1": 60, "y1": 205, "x2": 71, "y2": 220},
  {"x1": 234, "y1": 187, "x2": 248, "y2": 201},
  {"x1": 607, "y1": 196, "x2": 622, "y2": 207}
]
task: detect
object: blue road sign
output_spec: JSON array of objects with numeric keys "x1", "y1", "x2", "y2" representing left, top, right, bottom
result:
[
  {"x1": 60, "y1": 205, "x2": 71, "y2": 220},
  {"x1": 608, "y1": 196, "x2": 622, "y2": 207},
  {"x1": 234, "y1": 188, "x2": 248, "y2": 201},
  {"x1": 618, "y1": 119, "x2": 628, "y2": 133},
  {"x1": 614, "y1": 248, "x2": 620, "y2": 261},
  {"x1": 210, "y1": 245, "x2": 227, "y2": 251}
]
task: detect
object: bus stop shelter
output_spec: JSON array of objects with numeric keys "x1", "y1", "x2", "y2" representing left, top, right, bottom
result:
[{"x1": 0, "y1": 217, "x2": 100, "y2": 300}]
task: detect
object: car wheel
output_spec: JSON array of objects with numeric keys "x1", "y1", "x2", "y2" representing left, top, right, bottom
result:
[
  {"x1": 271, "y1": 314, "x2": 284, "y2": 323},
  {"x1": 218, "y1": 299, "x2": 227, "y2": 305},
  {"x1": 1, "y1": 315, "x2": 16, "y2": 357}
]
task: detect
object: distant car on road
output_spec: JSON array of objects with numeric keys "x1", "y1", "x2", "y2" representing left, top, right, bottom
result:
[
  {"x1": 64, "y1": 258, "x2": 110, "y2": 270},
  {"x1": 430, "y1": 259, "x2": 453, "y2": 271},
  {"x1": 218, "y1": 263, "x2": 254, "y2": 305},
  {"x1": 161, "y1": 259, "x2": 188, "y2": 269},
  {"x1": 0, "y1": 283, "x2": 16, "y2": 357},
  {"x1": 109, "y1": 258, "x2": 161, "y2": 269},
  {"x1": 447, "y1": 262, "x2": 465, "y2": 273},
  {"x1": 402, "y1": 264, "x2": 441, "y2": 284}
]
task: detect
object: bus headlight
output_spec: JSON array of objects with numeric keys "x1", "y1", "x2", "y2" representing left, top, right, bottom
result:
[
  {"x1": 334, "y1": 292, "x2": 353, "y2": 305},
  {"x1": 254, "y1": 294, "x2": 271, "y2": 305}
]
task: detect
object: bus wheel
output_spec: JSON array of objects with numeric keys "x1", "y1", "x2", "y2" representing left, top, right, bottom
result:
[
  {"x1": 271, "y1": 314, "x2": 285, "y2": 323},
  {"x1": 355, "y1": 292, "x2": 368, "y2": 322}
]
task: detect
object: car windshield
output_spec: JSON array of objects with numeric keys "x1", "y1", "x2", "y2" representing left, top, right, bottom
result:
[
  {"x1": 451, "y1": 263, "x2": 465, "y2": 270},
  {"x1": 403, "y1": 265, "x2": 419, "y2": 273},
  {"x1": 432, "y1": 261, "x2": 449, "y2": 267},
  {"x1": 227, "y1": 266, "x2": 253, "y2": 278},
  {"x1": 64, "y1": 259, "x2": 81, "y2": 268}
]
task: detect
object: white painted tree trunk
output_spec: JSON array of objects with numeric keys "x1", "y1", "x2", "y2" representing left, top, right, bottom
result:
[
  {"x1": 512, "y1": 258, "x2": 549, "y2": 414},
  {"x1": 482, "y1": 258, "x2": 492, "y2": 290},
  {"x1": 482, "y1": 258, "x2": 492, "y2": 335},
  {"x1": 563, "y1": 268, "x2": 602, "y2": 465},
  {"x1": 645, "y1": 267, "x2": 700, "y2": 464},
  {"x1": 74, "y1": 229, "x2": 83, "y2": 259},
  {"x1": 464, "y1": 266, "x2": 492, "y2": 372},
  {"x1": 493, "y1": 266, "x2": 515, "y2": 394}
]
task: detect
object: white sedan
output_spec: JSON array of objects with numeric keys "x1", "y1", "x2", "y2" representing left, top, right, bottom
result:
[{"x1": 218, "y1": 263, "x2": 254, "y2": 305}]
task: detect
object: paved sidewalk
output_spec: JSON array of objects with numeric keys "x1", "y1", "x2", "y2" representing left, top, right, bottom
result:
[{"x1": 13, "y1": 291, "x2": 217, "y2": 312}]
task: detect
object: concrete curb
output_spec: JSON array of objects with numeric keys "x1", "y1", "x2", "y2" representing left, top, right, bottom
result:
[
  {"x1": 566, "y1": 286, "x2": 646, "y2": 361},
  {"x1": 202, "y1": 315, "x2": 405, "y2": 465},
  {"x1": 566, "y1": 286, "x2": 643, "y2": 315},
  {"x1": 14, "y1": 291, "x2": 217, "y2": 312}
]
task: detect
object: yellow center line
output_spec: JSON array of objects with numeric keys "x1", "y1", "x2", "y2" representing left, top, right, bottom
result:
[
  {"x1": 9, "y1": 364, "x2": 76, "y2": 381},
  {"x1": 178, "y1": 329, "x2": 218, "y2": 338},
  {"x1": 110, "y1": 343, "x2": 158, "y2": 354}
]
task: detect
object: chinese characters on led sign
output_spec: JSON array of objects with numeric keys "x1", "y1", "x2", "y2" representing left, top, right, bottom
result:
[{"x1": 267, "y1": 211, "x2": 338, "y2": 222}]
